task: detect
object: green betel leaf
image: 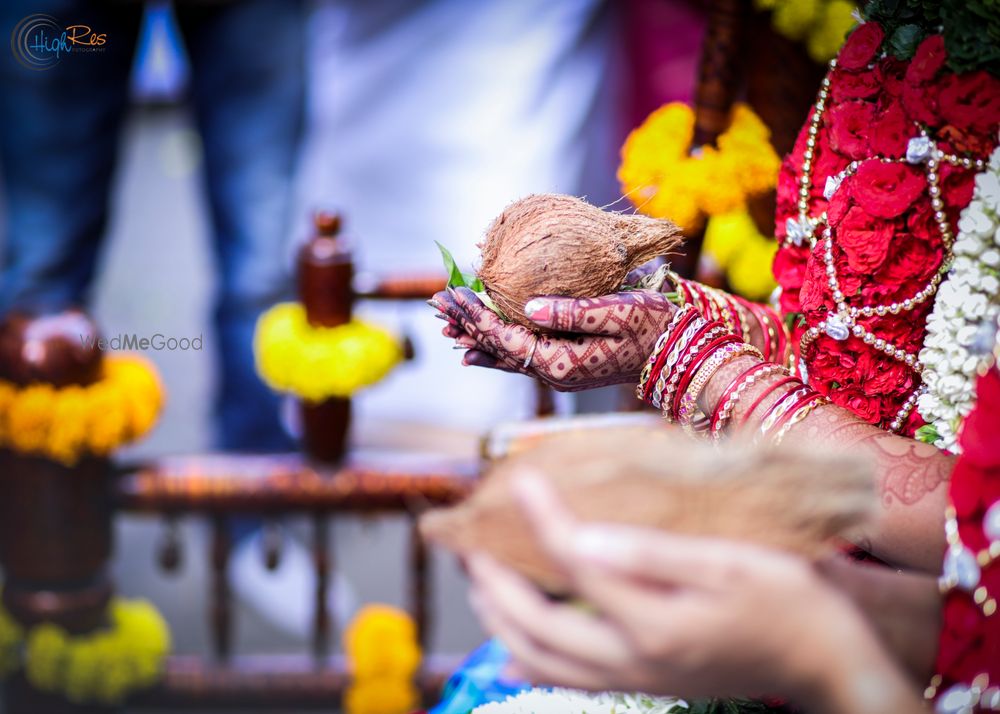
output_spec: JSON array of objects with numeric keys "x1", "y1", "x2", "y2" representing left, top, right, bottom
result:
[
  {"x1": 915, "y1": 423, "x2": 940, "y2": 444},
  {"x1": 436, "y1": 241, "x2": 468, "y2": 289},
  {"x1": 436, "y1": 241, "x2": 506, "y2": 319}
]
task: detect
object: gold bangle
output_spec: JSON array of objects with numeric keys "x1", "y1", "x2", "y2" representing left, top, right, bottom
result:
[
  {"x1": 676, "y1": 343, "x2": 763, "y2": 426},
  {"x1": 770, "y1": 395, "x2": 830, "y2": 446}
]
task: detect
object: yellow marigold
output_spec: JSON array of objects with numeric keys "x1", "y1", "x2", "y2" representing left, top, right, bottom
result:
[
  {"x1": 344, "y1": 605, "x2": 421, "y2": 681},
  {"x1": 47, "y1": 386, "x2": 89, "y2": 465},
  {"x1": 343, "y1": 678, "x2": 420, "y2": 714},
  {"x1": 619, "y1": 102, "x2": 780, "y2": 231},
  {"x1": 771, "y1": 0, "x2": 820, "y2": 40},
  {"x1": 704, "y1": 210, "x2": 778, "y2": 302},
  {"x1": 729, "y1": 238, "x2": 778, "y2": 302},
  {"x1": 254, "y1": 303, "x2": 403, "y2": 402},
  {"x1": 24, "y1": 597, "x2": 169, "y2": 705},
  {"x1": 0, "y1": 355, "x2": 163, "y2": 465},
  {"x1": 0, "y1": 381, "x2": 18, "y2": 444},
  {"x1": 807, "y1": 0, "x2": 857, "y2": 63},
  {"x1": 106, "y1": 356, "x2": 164, "y2": 441},
  {"x1": 6, "y1": 385, "x2": 56, "y2": 453},
  {"x1": 83, "y1": 382, "x2": 129, "y2": 456},
  {"x1": 703, "y1": 211, "x2": 746, "y2": 270}
]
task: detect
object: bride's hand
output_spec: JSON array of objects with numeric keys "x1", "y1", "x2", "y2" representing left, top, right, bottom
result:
[{"x1": 429, "y1": 287, "x2": 677, "y2": 391}]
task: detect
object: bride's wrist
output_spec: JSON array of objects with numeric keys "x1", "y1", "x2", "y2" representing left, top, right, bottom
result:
[{"x1": 697, "y1": 355, "x2": 760, "y2": 416}]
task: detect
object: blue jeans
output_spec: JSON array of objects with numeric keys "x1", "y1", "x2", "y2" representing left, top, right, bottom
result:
[{"x1": 0, "y1": 0, "x2": 305, "y2": 450}]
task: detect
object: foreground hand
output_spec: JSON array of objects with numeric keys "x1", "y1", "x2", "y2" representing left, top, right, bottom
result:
[
  {"x1": 429, "y1": 287, "x2": 677, "y2": 391},
  {"x1": 466, "y1": 476, "x2": 920, "y2": 712},
  {"x1": 816, "y1": 556, "x2": 941, "y2": 682}
]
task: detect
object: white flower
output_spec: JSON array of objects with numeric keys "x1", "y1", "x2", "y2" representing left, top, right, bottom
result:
[
  {"x1": 977, "y1": 172, "x2": 1000, "y2": 205},
  {"x1": 955, "y1": 324, "x2": 978, "y2": 345},
  {"x1": 472, "y1": 690, "x2": 683, "y2": 714},
  {"x1": 917, "y1": 143, "x2": 1000, "y2": 455},
  {"x1": 937, "y1": 374, "x2": 966, "y2": 398}
]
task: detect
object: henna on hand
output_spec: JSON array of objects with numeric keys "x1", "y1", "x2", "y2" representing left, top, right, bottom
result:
[{"x1": 431, "y1": 287, "x2": 679, "y2": 391}]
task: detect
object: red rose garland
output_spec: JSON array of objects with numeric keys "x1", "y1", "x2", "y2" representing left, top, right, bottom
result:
[
  {"x1": 929, "y1": 366, "x2": 1000, "y2": 704},
  {"x1": 773, "y1": 26, "x2": 1000, "y2": 435}
]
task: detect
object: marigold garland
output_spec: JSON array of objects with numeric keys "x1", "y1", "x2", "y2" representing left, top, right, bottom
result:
[
  {"x1": 343, "y1": 605, "x2": 421, "y2": 714},
  {"x1": 619, "y1": 103, "x2": 781, "y2": 232},
  {"x1": 0, "y1": 355, "x2": 163, "y2": 465},
  {"x1": 0, "y1": 594, "x2": 170, "y2": 705},
  {"x1": 254, "y1": 303, "x2": 402, "y2": 403},
  {"x1": 754, "y1": 0, "x2": 857, "y2": 63},
  {"x1": 703, "y1": 210, "x2": 779, "y2": 301}
]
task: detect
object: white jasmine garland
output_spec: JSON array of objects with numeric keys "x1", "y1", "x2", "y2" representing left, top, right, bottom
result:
[
  {"x1": 471, "y1": 688, "x2": 684, "y2": 714},
  {"x1": 917, "y1": 141, "x2": 1000, "y2": 453}
]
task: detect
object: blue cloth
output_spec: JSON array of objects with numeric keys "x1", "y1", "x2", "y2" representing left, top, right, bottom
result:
[
  {"x1": 431, "y1": 639, "x2": 531, "y2": 714},
  {"x1": 0, "y1": 0, "x2": 304, "y2": 450}
]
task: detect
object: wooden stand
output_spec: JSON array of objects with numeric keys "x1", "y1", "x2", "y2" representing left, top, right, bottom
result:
[
  {"x1": 297, "y1": 212, "x2": 355, "y2": 466},
  {"x1": 0, "y1": 311, "x2": 116, "y2": 713}
]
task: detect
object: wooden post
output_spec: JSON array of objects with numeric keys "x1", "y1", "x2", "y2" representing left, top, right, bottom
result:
[
  {"x1": 297, "y1": 213, "x2": 354, "y2": 465},
  {"x1": 0, "y1": 311, "x2": 116, "y2": 713},
  {"x1": 676, "y1": 0, "x2": 751, "y2": 281},
  {"x1": 744, "y1": 8, "x2": 827, "y2": 237}
]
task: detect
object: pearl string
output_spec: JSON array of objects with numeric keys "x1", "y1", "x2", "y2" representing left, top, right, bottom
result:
[{"x1": 787, "y1": 59, "x2": 987, "y2": 433}]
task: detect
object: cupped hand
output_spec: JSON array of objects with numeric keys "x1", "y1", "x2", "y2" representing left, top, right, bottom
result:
[
  {"x1": 466, "y1": 475, "x2": 911, "y2": 710},
  {"x1": 428, "y1": 287, "x2": 677, "y2": 392}
]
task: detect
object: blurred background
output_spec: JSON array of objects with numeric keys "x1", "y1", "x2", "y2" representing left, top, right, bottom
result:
[{"x1": 0, "y1": 0, "x2": 704, "y2": 671}]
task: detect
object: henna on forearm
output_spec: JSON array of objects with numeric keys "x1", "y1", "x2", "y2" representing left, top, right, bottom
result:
[
  {"x1": 807, "y1": 407, "x2": 953, "y2": 508},
  {"x1": 696, "y1": 351, "x2": 951, "y2": 571}
]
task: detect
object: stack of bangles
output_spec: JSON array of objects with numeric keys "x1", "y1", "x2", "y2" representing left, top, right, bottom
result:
[
  {"x1": 637, "y1": 305, "x2": 830, "y2": 444},
  {"x1": 666, "y1": 271, "x2": 790, "y2": 365}
]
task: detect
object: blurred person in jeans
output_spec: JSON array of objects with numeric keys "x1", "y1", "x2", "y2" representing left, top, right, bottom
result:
[{"x1": 0, "y1": 0, "x2": 305, "y2": 450}]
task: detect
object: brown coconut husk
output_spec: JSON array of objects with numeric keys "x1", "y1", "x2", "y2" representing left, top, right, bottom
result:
[
  {"x1": 420, "y1": 426, "x2": 875, "y2": 594},
  {"x1": 477, "y1": 194, "x2": 682, "y2": 328}
]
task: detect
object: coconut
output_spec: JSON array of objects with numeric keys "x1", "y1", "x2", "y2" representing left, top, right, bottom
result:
[
  {"x1": 420, "y1": 426, "x2": 874, "y2": 594},
  {"x1": 477, "y1": 194, "x2": 682, "y2": 328}
]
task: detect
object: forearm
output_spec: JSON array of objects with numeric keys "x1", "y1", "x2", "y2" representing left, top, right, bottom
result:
[
  {"x1": 779, "y1": 575, "x2": 929, "y2": 714},
  {"x1": 818, "y1": 558, "x2": 942, "y2": 683},
  {"x1": 700, "y1": 354, "x2": 951, "y2": 572},
  {"x1": 802, "y1": 629, "x2": 926, "y2": 714}
]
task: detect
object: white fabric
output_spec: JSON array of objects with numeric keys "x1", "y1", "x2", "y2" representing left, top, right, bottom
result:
[{"x1": 295, "y1": 0, "x2": 620, "y2": 434}]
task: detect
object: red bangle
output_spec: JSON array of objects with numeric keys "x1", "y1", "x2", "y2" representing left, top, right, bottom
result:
[
  {"x1": 757, "y1": 385, "x2": 811, "y2": 436},
  {"x1": 710, "y1": 361, "x2": 775, "y2": 433},
  {"x1": 768, "y1": 389, "x2": 822, "y2": 434},
  {"x1": 674, "y1": 277, "x2": 696, "y2": 310},
  {"x1": 737, "y1": 298, "x2": 771, "y2": 362},
  {"x1": 672, "y1": 334, "x2": 741, "y2": 418},
  {"x1": 722, "y1": 293, "x2": 747, "y2": 340},
  {"x1": 642, "y1": 309, "x2": 699, "y2": 402},
  {"x1": 739, "y1": 376, "x2": 800, "y2": 428}
]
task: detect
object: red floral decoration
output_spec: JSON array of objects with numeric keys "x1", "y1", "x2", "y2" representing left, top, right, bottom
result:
[
  {"x1": 934, "y1": 368, "x2": 1000, "y2": 696},
  {"x1": 773, "y1": 29, "x2": 1000, "y2": 435}
]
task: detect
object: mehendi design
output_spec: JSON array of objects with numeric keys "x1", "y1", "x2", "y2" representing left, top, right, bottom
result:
[
  {"x1": 432, "y1": 288, "x2": 676, "y2": 391},
  {"x1": 800, "y1": 404, "x2": 953, "y2": 507}
]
